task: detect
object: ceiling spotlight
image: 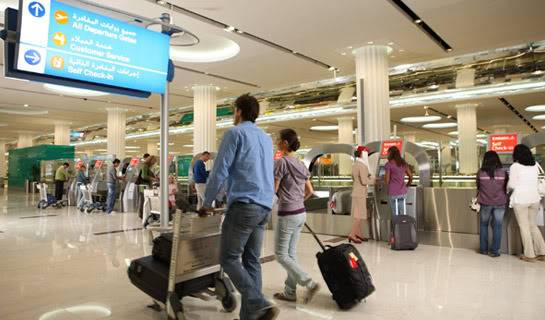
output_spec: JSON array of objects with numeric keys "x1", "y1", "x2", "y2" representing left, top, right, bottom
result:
[
  {"x1": 428, "y1": 84, "x2": 439, "y2": 90},
  {"x1": 400, "y1": 115, "x2": 441, "y2": 123},
  {"x1": 156, "y1": 0, "x2": 167, "y2": 4},
  {"x1": 340, "y1": 52, "x2": 347, "y2": 56},
  {"x1": 23, "y1": 104, "x2": 29, "y2": 107},
  {"x1": 422, "y1": 123, "x2": 457, "y2": 129},
  {"x1": 446, "y1": 48, "x2": 453, "y2": 52},
  {"x1": 236, "y1": 29, "x2": 243, "y2": 34},
  {"x1": 525, "y1": 105, "x2": 545, "y2": 112},
  {"x1": 367, "y1": 41, "x2": 374, "y2": 45},
  {"x1": 532, "y1": 114, "x2": 545, "y2": 120},
  {"x1": 414, "y1": 19, "x2": 423, "y2": 24},
  {"x1": 292, "y1": 51, "x2": 298, "y2": 54},
  {"x1": 224, "y1": 26, "x2": 235, "y2": 32},
  {"x1": 447, "y1": 115, "x2": 452, "y2": 119}
]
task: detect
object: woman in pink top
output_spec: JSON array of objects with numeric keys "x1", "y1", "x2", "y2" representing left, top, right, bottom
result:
[{"x1": 384, "y1": 146, "x2": 413, "y2": 216}]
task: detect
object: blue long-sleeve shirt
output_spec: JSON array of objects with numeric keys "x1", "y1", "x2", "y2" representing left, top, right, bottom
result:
[
  {"x1": 193, "y1": 159, "x2": 209, "y2": 183},
  {"x1": 204, "y1": 121, "x2": 274, "y2": 210}
]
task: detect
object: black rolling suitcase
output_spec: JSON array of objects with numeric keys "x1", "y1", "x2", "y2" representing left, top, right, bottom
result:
[
  {"x1": 305, "y1": 223, "x2": 375, "y2": 310},
  {"x1": 389, "y1": 199, "x2": 418, "y2": 250},
  {"x1": 128, "y1": 256, "x2": 217, "y2": 304}
]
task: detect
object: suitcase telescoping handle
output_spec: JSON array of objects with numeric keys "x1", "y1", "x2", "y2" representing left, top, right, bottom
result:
[{"x1": 305, "y1": 223, "x2": 326, "y2": 251}]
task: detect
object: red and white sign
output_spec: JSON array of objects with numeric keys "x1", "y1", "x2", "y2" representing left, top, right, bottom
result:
[
  {"x1": 380, "y1": 140, "x2": 404, "y2": 157},
  {"x1": 94, "y1": 160, "x2": 104, "y2": 169},
  {"x1": 274, "y1": 150, "x2": 283, "y2": 161},
  {"x1": 129, "y1": 157, "x2": 139, "y2": 167},
  {"x1": 488, "y1": 133, "x2": 518, "y2": 153}
]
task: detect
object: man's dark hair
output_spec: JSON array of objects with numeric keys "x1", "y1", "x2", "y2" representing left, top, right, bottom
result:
[
  {"x1": 234, "y1": 94, "x2": 260, "y2": 123},
  {"x1": 63, "y1": 162, "x2": 69, "y2": 167},
  {"x1": 202, "y1": 151, "x2": 211, "y2": 156},
  {"x1": 143, "y1": 153, "x2": 150, "y2": 159},
  {"x1": 113, "y1": 159, "x2": 121, "y2": 165}
]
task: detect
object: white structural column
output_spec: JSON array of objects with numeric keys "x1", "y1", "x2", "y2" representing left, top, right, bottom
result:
[
  {"x1": 441, "y1": 141, "x2": 453, "y2": 174},
  {"x1": 193, "y1": 85, "x2": 217, "y2": 154},
  {"x1": 146, "y1": 141, "x2": 158, "y2": 156},
  {"x1": 456, "y1": 104, "x2": 479, "y2": 174},
  {"x1": 354, "y1": 45, "x2": 391, "y2": 143},
  {"x1": 0, "y1": 143, "x2": 6, "y2": 179},
  {"x1": 17, "y1": 133, "x2": 33, "y2": 148},
  {"x1": 338, "y1": 117, "x2": 354, "y2": 175},
  {"x1": 106, "y1": 107, "x2": 127, "y2": 159},
  {"x1": 54, "y1": 122, "x2": 71, "y2": 145}
]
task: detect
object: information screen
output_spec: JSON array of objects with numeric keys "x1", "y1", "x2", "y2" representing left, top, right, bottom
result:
[{"x1": 15, "y1": 0, "x2": 170, "y2": 94}]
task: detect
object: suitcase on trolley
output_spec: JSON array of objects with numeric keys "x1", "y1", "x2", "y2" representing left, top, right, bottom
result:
[
  {"x1": 305, "y1": 223, "x2": 375, "y2": 310},
  {"x1": 389, "y1": 198, "x2": 418, "y2": 250}
]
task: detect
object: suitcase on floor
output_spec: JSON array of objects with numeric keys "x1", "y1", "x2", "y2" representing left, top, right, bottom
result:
[
  {"x1": 127, "y1": 255, "x2": 216, "y2": 304},
  {"x1": 305, "y1": 223, "x2": 375, "y2": 310},
  {"x1": 389, "y1": 198, "x2": 418, "y2": 250}
]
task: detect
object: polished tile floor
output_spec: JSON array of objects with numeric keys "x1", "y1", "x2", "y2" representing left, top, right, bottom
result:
[{"x1": 1, "y1": 189, "x2": 545, "y2": 320}]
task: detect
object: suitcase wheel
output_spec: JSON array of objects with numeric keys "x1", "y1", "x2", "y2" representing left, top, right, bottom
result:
[{"x1": 221, "y1": 293, "x2": 237, "y2": 313}]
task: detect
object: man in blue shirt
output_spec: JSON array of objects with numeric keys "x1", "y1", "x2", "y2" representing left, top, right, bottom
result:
[
  {"x1": 192, "y1": 151, "x2": 210, "y2": 210},
  {"x1": 201, "y1": 94, "x2": 277, "y2": 320}
]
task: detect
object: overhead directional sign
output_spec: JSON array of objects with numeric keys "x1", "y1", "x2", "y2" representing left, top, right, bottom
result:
[{"x1": 15, "y1": 0, "x2": 170, "y2": 94}]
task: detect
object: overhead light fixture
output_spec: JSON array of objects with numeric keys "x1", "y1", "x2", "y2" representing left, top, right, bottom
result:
[
  {"x1": 367, "y1": 41, "x2": 374, "y2": 45},
  {"x1": 340, "y1": 52, "x2": 347, "y2": 56},
  {"x1": 125, "y1": 146, "x2": 140, "y2": 149},
  {"x1": 532, "y1": 114, "x2": 545, "y2": 120},
  {"x1": 422, "y1": 123, "x2": 457, "y2": 129},
  {"x1": 310, "y1": 125, "x2": 339, "y2": 132},
  {"x1": 414, "y1": 19, "x2": 422, "y2": 24},
  {"x1": 224, "y1": 26, "x2": 235, "y2": 32},
  {"x1": 400, "y1": 115, "x2": 441, "y2": 123},
  {"x1": 183, "y1": 144, "x2": 194, "y2": 147},
  {"x1": 170, "y1": 34, "x2": 240, "y2": 63},
  {"x1": 428, "y1": 84, "x2": 439, "y2": 90},
  {"x1": 532, "y1": 70, "x2": 544, "y2": 75},
  {"x1": 525, "y1": 105, "x2": 545, "y2": 112},
  {"x1": 23, "y1": 104, "x2": 29, "y2": 107},
  {"x1": 448, "y1": 131, "x2": 458, "y2": 136},
  {"x1": 44, "y1": 84, "x2": 108, "y2": 97}
]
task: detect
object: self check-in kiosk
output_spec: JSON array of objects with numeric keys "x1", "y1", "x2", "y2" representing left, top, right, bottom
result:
[{"x1": 365, "y1": 140, "x2": 431, "y2": 242}]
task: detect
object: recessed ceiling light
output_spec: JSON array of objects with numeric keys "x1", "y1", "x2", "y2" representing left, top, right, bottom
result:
[
  {"x1": 532, "y1": 114, "x2": 545, "y2": 120},
  {"x1": 388, "y1": 42, "x2": 394, "y2": 46},
  {"x1": 156, "y1": 0, "x2": 167, "y2": 4},
  {"x1": 43, "y1": 84, "x2": 108, "y2": 97},
  {"x1": 310, "y1": 125, "x2": 339, "y2": 131},
  {"x1": 422, "y1": 123, "x2": 457, "y2": 128},
  {"x1": 224, "y1": 26, "x2": 235, "y2": 32},
  {"x1": 347, "y1": 46, "x2": 353, "y2": 49},
  {"x1": 525, "y1": 105, "x2": 545, "y2": 112},
  {"x1": 448, "y1": 131, "x2": 458, "y2": 136},
  {"x1": 170, "y1": 34, "x2": 240, "y2": 63},
  {"x1": 340, "y1": 52, "x2": 347, "y2": 56},
  {"x1": 414, "y1": 19, "x2": 423, "y2": 24},
  {"x1": 428, "y1": 84, "x2": 439, "y2": 90},
  {"x1": 367, "y1": 41, "x2": 374, "y2": 45},
  {"x1": 23, "y1": 104, "x2": 29, "y2": 107},
  {"x1": 400, "y1": 115, "x2": 441, "y2": 123},
  {"x1": 183, "y1": 144, "x2": 194, "y2": 147}
]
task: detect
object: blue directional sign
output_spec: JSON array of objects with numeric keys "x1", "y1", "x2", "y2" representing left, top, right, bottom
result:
[
  {"x1": 24, "y1": 49, "x2": 41, "y2": 65},
  {"x1": 16, "y1": 0, "x2": 170, "y2": 94},
  {"x1": 28, "y1": 1, "x2": 46, "y2": 18}
]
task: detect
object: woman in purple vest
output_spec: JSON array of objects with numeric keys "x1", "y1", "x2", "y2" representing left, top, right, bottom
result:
[{"x1": 477, "y1": 151, "x2": 508, "y2": 258}]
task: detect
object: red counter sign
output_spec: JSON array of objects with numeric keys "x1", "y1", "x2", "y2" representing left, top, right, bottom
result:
[
  {"x1": 94, "y1": 160, "x2": 104, "y2": 169},
  {"x1": 381, "y1": 140, "x2": 404, "y2": 157},
  {"x1": 130, "y1": 157, "x2": 139, "y2": 167},
  {"x1": 488, "y1": 134, "x2": 518, "y2": 153}
]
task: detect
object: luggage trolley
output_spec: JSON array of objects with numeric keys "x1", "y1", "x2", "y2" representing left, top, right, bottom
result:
[
  {"x1": 36, "y1": 182, "x2": 66, "y2": 209},
  {"x1": 128, "y1": 209, "x2": 237, "y2": 320}
]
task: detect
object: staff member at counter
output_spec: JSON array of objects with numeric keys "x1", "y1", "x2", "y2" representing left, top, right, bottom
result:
[
  {"x1": 508, "y1": 144, "x2": 545, "y2": 262},
  {"x1": 348, "y1": 146, "x2": 374, "y2": 243}
]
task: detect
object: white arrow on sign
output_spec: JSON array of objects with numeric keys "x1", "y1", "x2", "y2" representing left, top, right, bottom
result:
[
  {"x1": 26, "y1": 51, "x2": 40, "y2": 64},
  {"x1": 30, "y1": 3, "x2": 45, "y2": 16}
]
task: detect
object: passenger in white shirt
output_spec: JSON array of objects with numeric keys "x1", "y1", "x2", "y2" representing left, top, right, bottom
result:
[{"x1": 508, "y1": 144, "x2": 545, "y2": 262}]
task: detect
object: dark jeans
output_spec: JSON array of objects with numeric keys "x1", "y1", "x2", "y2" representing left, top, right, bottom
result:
[
  {"x1": 479, "y1": 204, "x2": 506, "y2": 255},
  {"x1": 54, "y1": 180, "x2": 64, "y2": 201},
  {"x1": 220, "y1": 202, "x2": 271, "y2": 320},
  {"x1": 106, "y1": 183, "x2": 116, "y2": 213}
]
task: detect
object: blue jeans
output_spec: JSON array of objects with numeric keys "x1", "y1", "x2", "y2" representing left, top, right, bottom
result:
[
  {"x1": 389, "y1": 195, "x2": 407, "y2": 216},
  {"x1": 275, "y1": 213, "x2": 315, "y2": 299},
  {"x1": 106, "y1": 183, "x2": 116, "y2": 213},
  {"x1": 220, "y1": 202, "x2": 271, "y2": 320},
  {"x1": 479, "y1": 204, "x2": 505, "y2": 255}
]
